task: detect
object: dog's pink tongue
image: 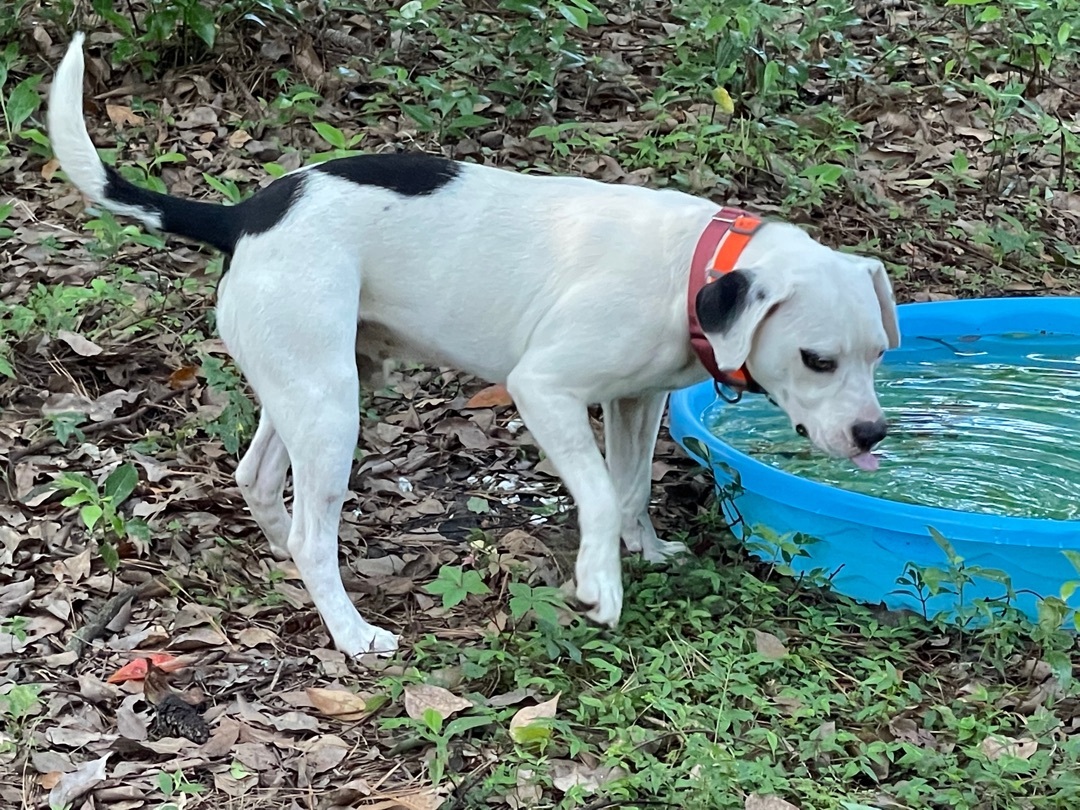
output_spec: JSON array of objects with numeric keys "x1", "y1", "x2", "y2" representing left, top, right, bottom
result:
[{"x1": 851, "y1": 452, "x2": 880, "y2": 472}]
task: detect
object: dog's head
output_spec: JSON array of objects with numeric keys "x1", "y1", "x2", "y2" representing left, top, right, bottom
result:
[{"x1": 696, "y1": 224, "x2": 900, "y2": 469}]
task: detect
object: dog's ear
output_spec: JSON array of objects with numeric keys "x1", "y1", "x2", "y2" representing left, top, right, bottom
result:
[
  {"x1": 864, "y1": 259, "x2": 900, "y2": 349},
  {"x1": 696, "y1": 269, "x2": 791, "y2": 370}
]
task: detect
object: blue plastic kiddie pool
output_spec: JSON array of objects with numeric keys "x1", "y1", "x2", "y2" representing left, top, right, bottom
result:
[{"x1": 669, "y1": 297, "x2": 1080, "y2": 621}]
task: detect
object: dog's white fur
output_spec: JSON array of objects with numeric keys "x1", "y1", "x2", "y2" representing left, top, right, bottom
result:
[{"x1": 48, "y1": 34, "x2": 898, "y2": 656}]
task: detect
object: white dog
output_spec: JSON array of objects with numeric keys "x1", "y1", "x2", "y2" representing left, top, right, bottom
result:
[{"x1": 48, "y1": 33, "x2": 898, "y2": 656}]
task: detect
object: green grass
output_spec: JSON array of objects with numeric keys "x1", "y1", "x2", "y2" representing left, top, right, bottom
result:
[{"x1": 383, "y1": 525, "x2": 1080, "y2": 809}]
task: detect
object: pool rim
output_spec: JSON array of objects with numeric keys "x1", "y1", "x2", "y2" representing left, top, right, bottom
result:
[{"x1": 668, "y1": 296, "x2": 1080, "y2": 544}]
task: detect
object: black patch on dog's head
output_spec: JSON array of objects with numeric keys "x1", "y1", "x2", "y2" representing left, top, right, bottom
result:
[
  {"x1": 696, "y1": 270, "x2": 752, "y2": 333},
  {"x1": 314, "y1": 153, "x2": 460, "y2": 196},
  {"x1": 236, "y1": 173, "x2": 305, "y2": 240}
]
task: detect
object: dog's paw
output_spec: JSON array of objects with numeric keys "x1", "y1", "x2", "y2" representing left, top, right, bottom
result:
[
  {"x1": 575, "y1": 567, "x2": 623, "y2": 628},
  {"x1": 621, "y1": 532, "x2": 644, "y2": 554},
  {"x1": 335, "y1": 621, "x2": 400, "y2": 658},
  {"x1": 621, "y1": 518, "x2": 689, "y2": 563},
  {"x1": 640, "y1": 539, "x2": 689, "y2": 564},
  {"x1": 362, "y1": 625, "x2": 401, "y2": 657},
  {"x1": 267, "y1": 539, "x2": 291, "y2": 562}
]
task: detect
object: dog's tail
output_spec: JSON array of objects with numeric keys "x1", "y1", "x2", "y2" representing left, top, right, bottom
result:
[{"x1": 48, "y1": 32, "x2": 242, "y2": 254}]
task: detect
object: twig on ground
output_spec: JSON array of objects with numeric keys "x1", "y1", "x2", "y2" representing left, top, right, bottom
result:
[
  {"x1": 66, "y1": 579, "x2": 169, "y2": 658},
  {"x1": 8, "y1": 384, "x2": 193, "y2": 466}
]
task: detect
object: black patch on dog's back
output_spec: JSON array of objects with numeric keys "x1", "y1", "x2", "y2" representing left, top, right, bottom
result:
[
  {"x1": 235, "y1": 173, "x2": 305, "y2": 240},
  {"x1": 98, "y1": 152, "x2": 456, "y2": 259},
  {"x1": 102, "y1": 166, "x2": 306, "y2": 255},
  {"x1": 103, "y1": 166, "x2": 238, "y2": 255},
  {"x1": 314, "y1": 153, "x2": 460, "y2": 196},
  {"x1": 696, "y1": 269, "x2": 752, "y2": 333}
]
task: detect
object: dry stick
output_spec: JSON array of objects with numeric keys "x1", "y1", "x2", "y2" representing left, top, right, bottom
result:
[
  {"x1": 8, "y1": 384, "x2": 192, "y2": 465},
  {"x1": 1058, "y1": 123, "x2": 1067, "y2": 189},
  {"x1": 1003, "y1": 61, "x2": 1080, "y2": 100},
  {"x1": 66, "y1": 579, "x2": 169, "y2": 658}
]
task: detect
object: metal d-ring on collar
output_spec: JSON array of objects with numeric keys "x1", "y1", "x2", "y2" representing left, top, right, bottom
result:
[
  {"x1": 714, "y1": 379, "x2": 743, "y2": 404},
  {"x1": 714, "y1": 379, "x2": 777, "y2": 407}
]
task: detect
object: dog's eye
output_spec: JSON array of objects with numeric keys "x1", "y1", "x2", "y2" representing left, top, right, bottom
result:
[{"x1": 800, "y1": 349, "x2": 837, "y2": 373}]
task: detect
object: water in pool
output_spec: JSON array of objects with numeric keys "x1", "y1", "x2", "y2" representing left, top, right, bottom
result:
[{"x1": 705, "y1": 333, "x2": 1080, "y2": 520}]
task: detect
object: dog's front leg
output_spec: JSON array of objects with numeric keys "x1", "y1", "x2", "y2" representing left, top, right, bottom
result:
[
  {"x1": 603, "y1": 394, "x2": 689, "y2": 563},
  {"x1": 507, "y1": 370, "x2": 624, "y2": 626}
]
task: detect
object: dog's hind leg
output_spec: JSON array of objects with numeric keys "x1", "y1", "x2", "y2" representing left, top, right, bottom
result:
[
  {"x1": 507, "y1": 367, "x2": 624, "y2": 627},
  {"x1": 603, "y1": 393, "x2": 689, "y2": 563},
  {"x1": 282, "y1": 389, "x2": 397, "y2": 655},
  {"x1": 218, "y1": 251, "x2": 398, "y2": 657},
  {"x1": 235, "y1": 411, "x2": 292, "y2": 560}
]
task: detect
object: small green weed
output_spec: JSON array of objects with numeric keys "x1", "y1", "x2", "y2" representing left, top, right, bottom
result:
[
  {"x1": 382, "y1": 707, "x2": 494, "y2": 786},
  {"x1": 0, "y1": 683, "x2": 43, "y2": 752},
  {"x1": 84, "y1": 210, "x2": 167, "y2": 258},
  {"x1": 1, "y1": 616, "x2": 29, "y2": 643},
  {"x1": 199, "y1": 355, "x2": 257, "y2": 455},
  {"x1": 507, "y1": 582, "x2": 566, "y2": 625},
  {"x1": 307, "y1": 121, "x2": 366, "y2": 163},
  {"x1": 155, "y1": 768, "x2": 205, "y2": 810},
  {"x1": 52, "y1": 463, "x2": 148, "y2": 574},
  {"x1": 1, "y1": 276, "x2": 135, "y2": 353},
  {"x1": 0, "y1": 41, "x2": 42, "y2": 140},
  {"x1": 46, "y1": 412, "x2": 88, "y2": 446},
  {"x1": 423, "y1": 565, "x2": 492, "y2": 609}
]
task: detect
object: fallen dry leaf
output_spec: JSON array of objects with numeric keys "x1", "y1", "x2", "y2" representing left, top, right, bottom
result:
[
  {"x1": 41, "y1": 157, "x2": 60, "y2": 181},
  {"x1": 106, "y1": 103, "x2": 145, "y2": 126},
  {"x1": 298, "y1": 734, "x2": 350, "y2": 778},
  {"x1": 509, "y1": 694, "x2": 559, "y2": 745},
  {"x1": 980, "y1": 734, "x2": 1038, "y2": 761},
  {"x1": 169, "y1": 365, "x2": 199, "y2": 388},
  {"x1": 403, "y1": 683, "x2": 473, "y2": 721},
  {"x1": 48, "y1": 754, "x2": 109, "y2": 808},
  {"x1": 465, "y1": 384, "x2": 514, "y2": 409},
  {"x1": 888, "y1": 717, "x2": 936, "y2": 749},
  {"x1": 57, "y1": 329, "x2": 103, "y2": 357},
  {"x1": 509, "y1": 767, "x2": 542, "y2": 808},
  {"x1": 107, "y1": 654, "x2": 185, "y2": 684},
  {"x1": 752, "y1": 629, "x2": 788, "y2": 660},
  {"x1": 745, "y1": 794, "x2": 800, "y2": 810},
  {"x1": 228, "y1": 129, "x2": 253, "y2": 148},
  {"x1": 307, "y1": 687, "x2": 371, "y2": 721},
  {"x1": 141, "y1": 660, "x2": 176, "y2": 705},
  {"x1": 38, "y1": 771, "x2": 62, "y2": 790},
  {"x1": 359, "y1": 789, "x2": 444, "y2": 810},
  {"x1": 550, "y1": 759, "x2": 626, "y2": 794}
]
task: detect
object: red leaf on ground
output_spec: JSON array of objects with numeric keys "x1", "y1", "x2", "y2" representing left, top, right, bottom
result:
[
  {"x1": 107, "y1": 654, "x2": 184, "y2": 684},
  {"x1": 465, "y1": 384, "x2": 513, "y2": 409},
  {"x1": 169, "y1": 365, "x2": 198, "y2": 388}
]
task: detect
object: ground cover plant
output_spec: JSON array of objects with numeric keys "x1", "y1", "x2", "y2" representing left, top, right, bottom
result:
[{"x1": 1, "y1": 0, "x2": 1079, "y2": 807}]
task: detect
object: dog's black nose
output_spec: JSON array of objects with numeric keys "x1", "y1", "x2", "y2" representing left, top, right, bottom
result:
[{"x1": 852, "y1": 419, "x2": 888, "y2": 451}]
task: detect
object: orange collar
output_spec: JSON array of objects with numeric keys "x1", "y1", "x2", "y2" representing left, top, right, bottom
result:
[{"x1": 687, "y1": 207, "x2": 766, "y2": 398}]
